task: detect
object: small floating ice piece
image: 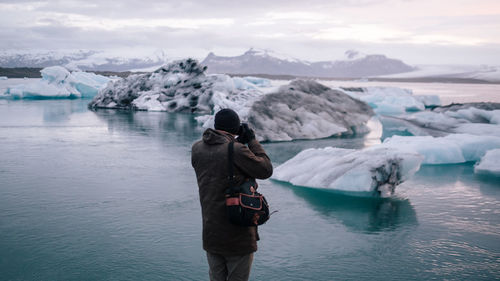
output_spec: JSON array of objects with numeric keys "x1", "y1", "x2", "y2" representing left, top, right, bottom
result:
[
  {"x1": 241, "y1": 76, "x2": 272, "y2": 87},
  {"x1": 379, "y1": 108, "x2": 500, "y2": 139},
  {"x1": 453, "y1": 123, "x2": 500, "y2": 137},
  {"x1": 474, "y1": 149, "x2": 500, "y2": 177},
  {"x1": 415, "y1": 95, "x2": 441, "y2": 108},
  {"x1": 382, "y1": 134, "x2": 500, "y2": 164},
  {"x1": 342, "y1": 87, "x2": 426, "y2": 115}
]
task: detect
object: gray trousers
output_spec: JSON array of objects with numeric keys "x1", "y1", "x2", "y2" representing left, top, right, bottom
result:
[{"x1": 206, "y1": 251, "x2": 254, "y2": 281}]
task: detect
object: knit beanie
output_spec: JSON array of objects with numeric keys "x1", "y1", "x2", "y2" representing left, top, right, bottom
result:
[{"x1": 214, "y1": 108, "x2": 240, "y2": 134}]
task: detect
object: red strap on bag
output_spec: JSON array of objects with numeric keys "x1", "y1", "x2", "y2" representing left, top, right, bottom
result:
[{"x1": 225, "y1": 197, "x2": 240, "y2": 206}]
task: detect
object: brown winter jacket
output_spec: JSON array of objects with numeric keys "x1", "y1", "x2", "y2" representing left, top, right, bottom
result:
[{"x1": 191, "y1": 128, "x2": 273, "y2": 256}]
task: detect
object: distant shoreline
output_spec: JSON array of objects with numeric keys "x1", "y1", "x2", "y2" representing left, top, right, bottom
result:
[
  {"x1": 0, "y1": 67, "x2": 133, "y2": 79},
  {"x1": 1, "y1": 67, "x2": 497, "y2": 84},
  {"x1": 228, "y1": 73, "x2": 499, "y2": 85}
]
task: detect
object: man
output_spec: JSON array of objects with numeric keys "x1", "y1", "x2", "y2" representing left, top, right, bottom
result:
[{"x1": 191, "y1": 108, "x2": 273, "y2": 281}]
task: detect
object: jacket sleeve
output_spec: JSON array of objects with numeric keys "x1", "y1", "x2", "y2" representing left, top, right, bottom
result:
[{"x1": 233, "y1": 139, "x2": 273, "y2": 179}]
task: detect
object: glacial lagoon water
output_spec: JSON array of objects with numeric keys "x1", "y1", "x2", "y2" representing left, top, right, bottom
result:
[{"x1": 0, "y1": 98, "x2": 499, "y2": 281}]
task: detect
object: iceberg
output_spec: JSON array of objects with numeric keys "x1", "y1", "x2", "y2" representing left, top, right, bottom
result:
[
  {"x1": 341, "y1": 87, "x2": 434, "y2": 115},
  {"x1": 195, "y1": 75, "x2": 266, "y2": 128},
  {"x1": 247, "y1": 80, "x2": 374, "y2": 141},
  {"x1": 91, "y1": 61, "x2": 374, "y2": 142},
  {"x1": 69, "y1": 71, "x2": 112, "y2": 98},
  {"x1": 0, "y1": 76, "x2": 7, "y2": 80},
  {"x1": 435, "y1": 104, "x2": 500, "y2": 137},
  {"x1": 474, "y1": 149, "x2": 500, "y2": 177},
  {"x1": 273, "y1": 133, "x2": 499, "y2": 196},
  {"x1": 378, "y1": 104, "x2": 500, "y2": 139},
  {"x1": 453, "y1": 123, "x2": 500, "y2": 137},
  {"x1": 444, "y1": 107, "x2": 500, "y2": 124},
  {"x1": 445, "y1": 134, "x2": 500, "y2": 162},
  {"x1": 41, "y1": 66, "x2": 70, "y2": 83},
  {"x1": 199, "y1": 80, "x2": 374, "y2": 142},
  {"x1": 89, "y1": 59, "x2": 211, "y2": 111},
  {"x1": 272, "y1": 146, "x2": 423, "y2": 197},
  {"x1": 240, "y1": 76, "x2": 272, "y2": 87},
  {"x1": 414, "y1": 95, "x2": 441, "y2": 108},
  {"x1": 4, "y1": 80, "x2": 75, "y2": 99},
  {"x1": 432, "y1": 102, "x2": 500, "y2": 113},
  {"x1": 89, "y1": 59, "x2": 268, "y2": 113},
  {"x1": 382, "y1": 134, "x2": 500, "y2": 164},
  {"x1": 1, "y1": 66, "x2": 110, "y2": 99},
  {"x1": 378, "y1": 114, "x2": 454, "y2": 139}
]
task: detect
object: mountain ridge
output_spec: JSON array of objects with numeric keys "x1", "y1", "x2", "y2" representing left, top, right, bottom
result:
[
  {"x1": 1, "y1": 48, "x2": 496, "y2": 82},
  {"x1": 201, "y1": 48, "x2": 416, "y2": 78},
  {"x1": 0, "y1": 50, "x2": 167, "y2": 72}
]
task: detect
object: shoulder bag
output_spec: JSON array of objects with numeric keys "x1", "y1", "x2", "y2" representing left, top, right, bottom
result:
[{"x1": 225, "y1": 141, "x2": 270, "y2": 226}]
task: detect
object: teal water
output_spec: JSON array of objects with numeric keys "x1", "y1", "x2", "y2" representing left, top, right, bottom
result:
[{"x1": 0, "y1": 99, "x2": 499, "y2": 281}]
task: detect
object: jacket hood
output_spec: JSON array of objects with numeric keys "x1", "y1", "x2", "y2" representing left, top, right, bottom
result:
[{"x1": 202, "y1": 128, "x2": 235, "y2": 144}]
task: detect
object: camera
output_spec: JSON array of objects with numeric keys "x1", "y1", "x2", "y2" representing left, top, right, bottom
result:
[
  {"x1": 238, "y1": 123, "x2": 248, "y2": 136},
  {"x1": 236, "y1": 123, "x2": 254, "y2": 144}
]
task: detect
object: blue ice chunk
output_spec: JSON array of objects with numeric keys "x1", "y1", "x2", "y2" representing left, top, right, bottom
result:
[
  {"x1": 2, "y1": 66, "x2": 110, "y2": 99},
  {"x1": 382, "y1": 134, "x2": 500, "y2": 164},
  {"x1": 242, "y1": 76, "x2": 272, "y2": 87}
]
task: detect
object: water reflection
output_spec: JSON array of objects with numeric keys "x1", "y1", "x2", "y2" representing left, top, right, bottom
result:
[
  {"x1": 92, "y1": 107, "x2": 380, "y2": 164},
  {"x1": 415, "y1": 163, "x2": 500, "y2": 196},
  {"x1": 475, "y1": 175, "x2": 500, "y2": 196},
  {"x1": 0, "y1": 99, "x2": 90, "y2": 125},
  {"x1": 91, "y1": 109, "x2": 204, "y2": 143},
  {"x1": 40, "y1": 99, "x2": 89, "y2": 123},
  {"x1": 43, "y1": 103, "x2": 73, "y2": 123},
  {"x1": 279, "y1": 182, "x2": 417, "y2": 233},
  {"x1": 414, "y1": 164, "x2": 471, "y2": 184}
]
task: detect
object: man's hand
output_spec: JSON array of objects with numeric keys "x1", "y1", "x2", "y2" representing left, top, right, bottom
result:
[{"x1": 237, "y1": 123, "x2": 255, "y2": 144}]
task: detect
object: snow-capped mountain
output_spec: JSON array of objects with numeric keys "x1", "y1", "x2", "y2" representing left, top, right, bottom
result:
[
  {"x1": 0, "y1": 49, "x2": 167, "y2": 72},
  {"x1": 201, "y1": 48, "x2": 415, "y2": 78},
  {"x1": 202, "y1": 48, "x2": 313, "y2": 76}
]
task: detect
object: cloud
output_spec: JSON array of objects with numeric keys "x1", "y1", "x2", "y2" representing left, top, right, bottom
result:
[{"x1": 0, "y1": 0, "x2": 499, "y2": 64}]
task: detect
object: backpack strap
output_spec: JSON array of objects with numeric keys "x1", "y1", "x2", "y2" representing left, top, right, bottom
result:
[{"x1": 227, "y1": 141, "x2": 236, "y2": 189}]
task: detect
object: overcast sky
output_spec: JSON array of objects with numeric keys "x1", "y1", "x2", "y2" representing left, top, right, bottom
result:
[{"x1": 0, "y1": 0, "x2": 499, "y2": 65}]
